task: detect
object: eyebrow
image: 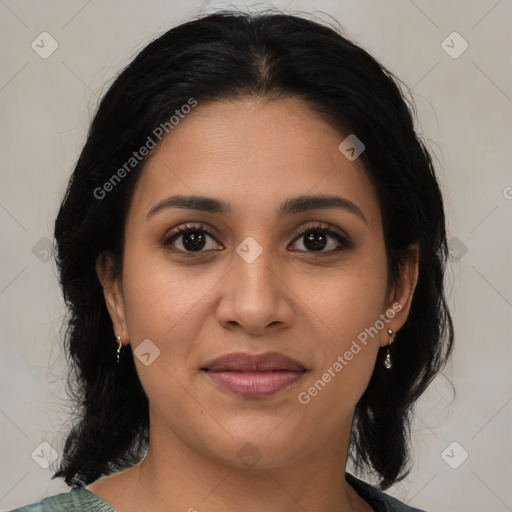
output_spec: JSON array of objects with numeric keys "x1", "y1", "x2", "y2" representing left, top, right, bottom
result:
[{"x1": 146, "y1": 194, "x2": 367, "y2": 225}]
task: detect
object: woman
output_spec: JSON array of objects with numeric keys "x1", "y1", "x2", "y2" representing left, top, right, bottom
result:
[{"x1": 11, "y1": 9, "x2": 453, "y2": 512}]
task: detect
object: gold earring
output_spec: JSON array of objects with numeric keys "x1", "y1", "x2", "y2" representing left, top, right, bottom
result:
[
  {"x1": 116, "y1": 336, "x2": 123, "y2": 364},
  {"x1": 384, "y1": 329, "x2": 393, "y2": 370}
]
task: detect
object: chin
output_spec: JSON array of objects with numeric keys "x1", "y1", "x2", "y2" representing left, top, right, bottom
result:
[{"x1": 198, "y1": 421, "x2": 311, "y2": 470}]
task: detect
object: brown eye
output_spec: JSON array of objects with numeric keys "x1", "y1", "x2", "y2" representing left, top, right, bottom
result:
[
  {"x1": 177, "y1": 229, "x2": 207, "y2": 251},
  {"x1": 289, "y1": 224, "x2": 352, "y2": 254},
  {"x1": 163, "y1": 224, "x2": 223, "y2": 254},
  {"x1": 301, "y1": 230, "x2": 329, "y2": 251}
]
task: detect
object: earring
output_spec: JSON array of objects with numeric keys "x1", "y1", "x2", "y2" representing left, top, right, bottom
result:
[
  {"x1": 116, "y1": 335, "x2": 123, "y2": 364},
  {"x1": 384, "y1": 329, "x2": 394, "y2": 370}
]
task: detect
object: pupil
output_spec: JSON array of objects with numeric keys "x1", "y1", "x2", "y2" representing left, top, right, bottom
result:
[
  {"x1": 180, "y1": 230, "x2": 327, "y2": 252},
  {"x1": 304, "y1": 231, "x2": 326, "y2": 251},
  {"x1": 183, "y1": 230, "x2": 206, "y2": 251}
]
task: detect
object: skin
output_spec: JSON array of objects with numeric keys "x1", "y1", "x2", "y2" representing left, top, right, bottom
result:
[{"x1": 90, "y1": 96, "x2": 419, "y2": 512}]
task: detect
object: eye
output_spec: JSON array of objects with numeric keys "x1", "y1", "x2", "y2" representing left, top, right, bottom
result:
[
  {"x1": 288, "y1": 223, "x2": 351, "y2": 254},
  {"x1": 163, "y1": 223, "x2": 223, "y2": 254},
  {"x1": 162, "y1": 222, "x2": 352, "y2": 257}
]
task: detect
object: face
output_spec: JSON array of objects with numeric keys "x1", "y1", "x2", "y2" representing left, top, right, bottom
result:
[{"x1": 98, "y1": 96, "x2": 418, "y2": 469}]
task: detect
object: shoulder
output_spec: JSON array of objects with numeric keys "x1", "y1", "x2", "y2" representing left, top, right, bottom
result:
[
  {"x1": 346, "y1": 472, "x2": 427, "y2": 512},
  {"x1": 8, "y1": 487, "x2": 116, "y2": 512}
]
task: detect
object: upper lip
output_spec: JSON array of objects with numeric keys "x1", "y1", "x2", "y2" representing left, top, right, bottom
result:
[{"x1": 201, "y1": 351, "x2": 307, "y2": 372}]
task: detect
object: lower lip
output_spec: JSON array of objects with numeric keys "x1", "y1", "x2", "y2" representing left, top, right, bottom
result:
[{"x1": 204, "y1": 370, "x2": 306, "y2": 398}]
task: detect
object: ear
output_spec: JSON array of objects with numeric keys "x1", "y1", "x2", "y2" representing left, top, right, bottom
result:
[
  {"x1": 379, "y1": 243, "x2": 419, "y2": 347},
  {"x1": 96, "y1": 252, "x2": 129, "y2": 345}
]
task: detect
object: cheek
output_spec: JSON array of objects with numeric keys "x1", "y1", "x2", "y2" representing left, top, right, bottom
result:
[
  {"x1": 304, "y1": 255, "x2": 389, "y2": 342},
  {"x1": 120, "y1": 245, "x2": 216, "y2": 340},
  {"x1": 295, "y1": 274, "x2": 386, "y2": 425},
  {"x1": 119, "y1": 249, "x2": 210, "y2": 408},
  {"x1": 315, "y1": 279, "x2": 385, "y2": 378},
  {"x1": 329, "y1": 272, "x2": 387, "y2": 336},
  {"x1": 296, "y1": 254, "x2": 388, "y2": 404}
]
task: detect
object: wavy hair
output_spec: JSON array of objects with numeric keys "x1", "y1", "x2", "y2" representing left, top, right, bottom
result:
[{"x1": 52, "y1": 10, "x2": 454, "y2": 490}]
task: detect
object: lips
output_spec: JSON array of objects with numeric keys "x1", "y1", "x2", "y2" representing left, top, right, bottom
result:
[
  {"x1": 201, "y1": 351, "x2": 307, "y2": 398},
  {"x1": 202, "y1": 351, "x2": 306, "y2": 372}
]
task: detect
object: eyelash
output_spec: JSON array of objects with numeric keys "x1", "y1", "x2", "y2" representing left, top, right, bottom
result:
[{"x1": 162, "y1": 222, "x2": 352, "y2": 257}]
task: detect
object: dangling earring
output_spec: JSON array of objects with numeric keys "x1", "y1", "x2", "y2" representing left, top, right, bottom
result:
[
  {"x1": 116, "y1": 335, "x2": 123, "y2": 364},
  {"x1": 384, "y1": 329, "x2": 394, "y2": 370}
]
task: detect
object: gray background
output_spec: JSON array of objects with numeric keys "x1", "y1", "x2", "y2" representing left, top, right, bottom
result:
[{"x1": 1, "y1": 0, "x2": 511, "y2": 510}]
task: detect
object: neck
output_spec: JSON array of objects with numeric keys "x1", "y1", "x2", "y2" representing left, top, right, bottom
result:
[{"x1": 114, "y1": 415, "x2": 369, "y2": 512}]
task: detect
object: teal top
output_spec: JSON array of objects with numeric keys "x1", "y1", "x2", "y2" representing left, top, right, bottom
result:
[{"x1": 9, "y1": 472, "x2": 426, "y2": 511}]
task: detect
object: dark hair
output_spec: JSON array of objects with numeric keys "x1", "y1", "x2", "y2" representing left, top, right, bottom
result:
[{"x1": 52, "y1": 9, "x2": 454, "y2": 490}]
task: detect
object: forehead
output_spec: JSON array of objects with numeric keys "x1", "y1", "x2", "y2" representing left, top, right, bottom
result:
[{"x1": 129, "y1": 97, "x2": 381, "y2": 228}]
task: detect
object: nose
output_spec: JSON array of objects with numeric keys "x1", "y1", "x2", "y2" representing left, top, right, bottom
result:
[{"x1": 215, "y1": 245, "x2": 295, "y2": 336}]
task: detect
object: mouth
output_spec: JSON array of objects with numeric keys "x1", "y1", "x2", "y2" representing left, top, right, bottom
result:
[{"x1": 201, "y1": 351, "x2": 308, "y2": 398}]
